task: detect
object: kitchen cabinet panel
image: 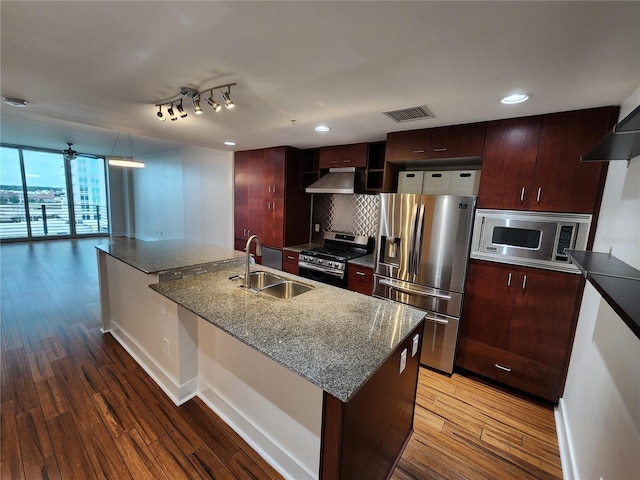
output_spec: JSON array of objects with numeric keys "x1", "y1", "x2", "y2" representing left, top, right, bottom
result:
[
  {"x1": 430, "y1": 122, "x2": 486, "y2": 159},
  {"x1": 282, "y1": 250, "x2": 299, "y2": 275},
  {"x1": 532, "y1": 107, "x2": 617, "y2": 213},
  {"x1": 319, "y1": 143, "x2": 367, "y2": 169},
  {"x1": 234, "y1": 150, "x2": 263, "y2": 242},
  {"x1": 347, "y1": 264, "x2": 373, "y2": 296},
  {"x1": 263, "y1": 147, "x2": 285, "y2": 199},
  {"x1": 477, "y1": 116, "x2": 542, "y2": 210},
  {"x1": 385, "y1": 129, "x2": 431, "y2": 162},
  {"x1": 262, "y1": 197, "x2": 284, "y2": 248},
  {"x1": 458, "y1": 260, "x2": 583, "y2": 402}
]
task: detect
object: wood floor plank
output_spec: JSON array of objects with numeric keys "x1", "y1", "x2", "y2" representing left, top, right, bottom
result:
[
  {"x1": 92, "y1": 390, "x2": 134, "y2": 438},
  {"x1": 75, "y1": 359, "x2": 108, "y2": 395},
  {"x1": 114, "y1": 429, "x2": 169, "y2": 480},
  {"x1": 15, "y1": 406, "x2": 54, "y2": 471},
  {"x1": 24, "y1": 455, "x2": 62, "y2": 480},
  {"x1": 80, "y1": 421, "x2": 133, "y2": 480},
  {"x1": 46, "y1": 412, "x2": 97, "y2": 480},
  {"x1": 34, "y1": 377, "x2": 67, "y2": 420},
  {"x1": 27, "y1": 351, "x2": 55, "y2": 382},
  {"x1": 1, "y1": 401, "x2": 25, "y2": 480},
  {"x1": 225, "y1": 450, "x2": 275, "y2": 480},
  {"x1": 189, "y1": 445, "x2": 236, "y2": 480},
  {"x1": 50, "y1": 356, "x2": 100, "y2": 431},
  {"x1": 149, "y1": 434, "x2": 205, "y2": 480}
]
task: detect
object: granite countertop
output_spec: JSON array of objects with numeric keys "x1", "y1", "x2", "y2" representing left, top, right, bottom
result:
[
  {"x1": 349, "y1": 253, "x2": 376, "y2": 269},
  {"x1": 283, "y1": 243, "x2": 322, "y2": 253},
  {"x1": 96, "y1": 237, "x2": 244, "y2": 275},
  {"x1": 150, "y1": 265, "x2": 425, "y2": 402}
]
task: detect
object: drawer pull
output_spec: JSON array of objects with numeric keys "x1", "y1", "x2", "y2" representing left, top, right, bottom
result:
[
  {"x1": 495, "y1": 363, "x2": 512, "y2": 372},
  {"x1": 287, "y1": 256, "x2": 295, "y2": 260},
  {"x1": 520, "y1": 187, "x2": 526, "y2": 202},
  {"x1": 536, "y1": 187, "x2": 542, "y2": 203},
  {"x1": 342, "y1": 159, "x2": 352, "y2": 163},
  {"x1": 355, "y1": 271, "x2": 366, "y2": 276},
  {"x1": 433, "y1": 147, "x2": 448, "y2": 152},
  {"x1": 412, "y1": 150, "x2": 425, "y2": 154},
  {"x1": 507, "y1": 272, "x2": 512, "y2": 287},
  {"x1": 522, "y1": 275, "x2": 527, "y2": 290}
]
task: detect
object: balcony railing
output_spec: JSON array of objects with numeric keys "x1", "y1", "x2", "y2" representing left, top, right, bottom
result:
[{"x1": 0, "y1": 203, "x2": 109, "y2": 239}]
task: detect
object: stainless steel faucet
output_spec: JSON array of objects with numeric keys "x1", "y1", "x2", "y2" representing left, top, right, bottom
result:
[{"x1": 244, "y1": 235, "x2": 262, "y2": 289}]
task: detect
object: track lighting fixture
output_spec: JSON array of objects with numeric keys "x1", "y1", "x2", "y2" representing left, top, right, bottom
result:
[{"x1": 154, "y1": 82, "x2": 237, "y2": 121}]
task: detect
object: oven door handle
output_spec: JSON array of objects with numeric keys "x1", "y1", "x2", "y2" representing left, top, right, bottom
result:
[
  {"x1": 378, "y1": 277, "x2": 452, "y2": 300},
  {"x1": 424, "y1": 314, "x2": 449, "y2": 325},
  {"x1": 298, "y1": 262, "x2": 345, "y2": 279}
]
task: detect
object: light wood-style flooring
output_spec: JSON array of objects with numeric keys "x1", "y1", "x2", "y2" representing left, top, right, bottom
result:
[{"x1": 1, "y1": 238, "x2": 562, "y2": 479}]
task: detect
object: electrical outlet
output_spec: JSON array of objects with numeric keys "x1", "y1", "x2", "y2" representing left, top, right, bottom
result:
[
  {"x1": 161, "y1": 299, "x2": 167, "y2": 315},
  {"x1": 399, "y1": 348, "x2": 407, "y2": 374},
  {"x1": 163, "y1": 338, "x2": 169, "y2": 355},
  {"x1": 314, "y1": 223, "x2": 320, "y2": 232},
  {"x1": 412, "y1": 334, "x2": 420, "y2": 357}
]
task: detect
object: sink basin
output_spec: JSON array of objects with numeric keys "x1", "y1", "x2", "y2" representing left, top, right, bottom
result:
[
  {"x1": 231, "y1": 271, "x2": 285, "y2": 289},
  {"x1": 260, "y1": 281, "x2": 314, "y2": 299},
  {"x1": 230, "y1": 270, "x2": 314, "y2": 299}
]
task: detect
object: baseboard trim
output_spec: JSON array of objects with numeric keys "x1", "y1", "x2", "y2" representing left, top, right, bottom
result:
[
  {"x1": 555, "y1": 398, "x2": 576, "y2": 479},
  {"x1": 108, "y1": 323, "x2": 198, "y2": 406},
  {"x1": 198, "y1": 380, "x2": 316, "y2": 480}
]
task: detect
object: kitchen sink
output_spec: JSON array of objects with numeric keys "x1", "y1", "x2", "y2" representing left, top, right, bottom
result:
[
  {"x1": 230, "y1": 271, "x2": 314, "y2": 299},
  {"x1": 259, "y1": 281, "x2": 314, "y2": 299}
]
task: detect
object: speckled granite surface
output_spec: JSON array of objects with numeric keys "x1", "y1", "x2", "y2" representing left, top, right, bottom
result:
[
  {"x1": 282, "y1": 243, "x2": 322, "y2": 253},
  {"x1": 150, "y1": 265, "x2": 425, "y2": 402},
  {"x1": 96, "y1": 237, "x2": 244, "y2": 275},
  {"x1": 348, "y1": 253, "x2": 375, "y2": 269}
]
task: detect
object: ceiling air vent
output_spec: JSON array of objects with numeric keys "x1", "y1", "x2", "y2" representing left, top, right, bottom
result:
[{"x1": 383, "y1": 105, "x2": 435, "y2": 123}]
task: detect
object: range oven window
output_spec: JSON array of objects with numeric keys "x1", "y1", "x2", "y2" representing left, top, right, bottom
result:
[{"x1": 491, "y1": 227, "x2": 542, "y2": 249}]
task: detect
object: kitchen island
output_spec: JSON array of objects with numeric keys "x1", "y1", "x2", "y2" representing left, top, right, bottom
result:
[{"x1": 97, "y1": 238, "x2": 425, "y2": 480}]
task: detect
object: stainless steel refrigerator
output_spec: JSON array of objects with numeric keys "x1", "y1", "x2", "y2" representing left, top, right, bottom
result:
[{"x1": 373, "y1": 194, "x2": 476, "y2": 374}]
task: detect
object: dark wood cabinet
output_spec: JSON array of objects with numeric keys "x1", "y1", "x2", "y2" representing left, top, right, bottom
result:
[
  {"x1": 319, "y1": 143, "x2": 368, "y2": 169},
  {"x1": 321, "y1": 322, "x2": 422, "y2": 480},
  {"x1": 364, "y1": 142, "x2": 386, "y2": 192},
  {"x1": 478, "y1": 107, "x2": 617, "y2": 213},
  {"x1": 234, "y1": 147, "x2": 310, "y2": 253},
  {"x1": 282, "y1": 250, "x2": 299, "y2": 275},
  {"x1": 458, "y1": 260, "x2": 583, "y2": 402},
  {"x1": 347, "y1": 264, "x2": 373, "y2": 296},
  {"x1": 385, "y1": 129, "x2": 431, "y2": 162},
  {"x1": 430, "y1": 122, "x2": 486, "y2": 159}
]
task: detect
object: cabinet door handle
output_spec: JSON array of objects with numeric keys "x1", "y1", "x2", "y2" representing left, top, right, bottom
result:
[
  {"x1": 495, "y1": 363, "x2": 512, "y2": 372},
  {"x1": 433, "y1": 147, "x2": 448, "y2": 152},
  {"x1": 355, "y1": 271, "x2": 366, "y2": 276},
  {"x1": 507, "y1": 272, "x2": 512, "y2": 287},
  {"x1": 522, "y1": 275, "x2": 527, "y2": 289},
  {"x1": 243, "y1": 228, "x2": 247, "y2": 236},
  {"x1": 330, "y1": 160, "x2": 339, "y2": 164},
  {"x1": 536, "y1": 187, "x2": 542, "y2": 203},
  {"x1": 273, "y1": 185, "x2": 277, "y2": 193},
  {"x1": 287, "y1": 256, "x2": 295, "y2": 260},
  {"x1": 412, "y1": 150, "x2": 425, "y2": 154},
  {"x1": 268, "y1": 185, "x2": 272, "y2": 193},
  {"x1": 342, "y1": 159, "x2": 352, "y2": 164},
  {"x1": 520, "y1": 187, "x2": 526, "y2": 203}
]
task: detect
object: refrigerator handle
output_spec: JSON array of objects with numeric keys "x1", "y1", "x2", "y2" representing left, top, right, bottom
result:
[
  {"x1": 408, "y1": 204, "x2": 420, "y2": 277},
  {"x1": 413, "y1": 204, "x2": 426, "y2": 278}
]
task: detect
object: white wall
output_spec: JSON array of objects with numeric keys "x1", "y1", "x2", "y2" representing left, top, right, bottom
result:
[
  {"x1": 131, "y1": 146, "x2": 233, "y2": 247},
  {"x1": 559, "y1": 86, "x2": 640, "y2": 479}
]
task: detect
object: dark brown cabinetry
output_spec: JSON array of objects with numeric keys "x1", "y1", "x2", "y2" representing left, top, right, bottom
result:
[
  {"x1": 319, "y1": 143, "x2": 368, "y2": 169},
  {"x1": 364, "y1": 142, "x2": 386, "y2": 192},
  {"x1": 457, "y1": 260, "x2": 583, "y2": 401},
  {"x1": 347, "y1": 264, "x2": 373, "y2": 296},
  {"x1": 234, "y1": 147, "x2": 310, "y2": 253},
  {"x1": 321, "y1": 322, "x2": 422, "y2": 480},
  {"x1": 478, "y1": 107, "x2": 618, "y2": 213},
  {"x1": 430, "y1": 122, "x2": 486, "y2": 159},
  {"x1": 282, "y1": 250, "x2": 299, "y2": 275},
  {"x1": 385, "y1": 129, "x2": 431, "y2": 162}
]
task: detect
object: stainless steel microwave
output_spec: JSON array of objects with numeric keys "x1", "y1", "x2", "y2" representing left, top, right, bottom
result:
[{"x1": 470, "y1": 209, "x2": 592, "y2": 273}]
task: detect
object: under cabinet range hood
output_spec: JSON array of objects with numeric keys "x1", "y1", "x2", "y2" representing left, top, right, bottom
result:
[
  {"x1": 582, "y1": 104, "x2": 640, "y2": 162},
  {"x1": 305, "y1": 167, "x2": 356, "y2": 194}
]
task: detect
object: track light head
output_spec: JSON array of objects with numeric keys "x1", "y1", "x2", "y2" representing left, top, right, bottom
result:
[
  {"x1": 157, "y1": 105, "x2": 165, "y2": 121},
  {"x1": 207, "y1": 93, "x2": 221, "y2": 112},
  {"x1": 167, "y1": 103, "x2": 177, "y2": 121},
  {"x1": 176, "y1": 101, "x2": 188, "y2": 118},
  {"x1": 193, "y1": 96, "x2": 203, "y2": 114},
  {"x1": 222, "y1": 90, "x2": 235, "y2": 109}
]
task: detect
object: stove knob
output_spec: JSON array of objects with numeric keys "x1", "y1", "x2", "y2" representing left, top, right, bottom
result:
[{"x1": 318, "y1": 259, "x2": 323, "y2": 264}]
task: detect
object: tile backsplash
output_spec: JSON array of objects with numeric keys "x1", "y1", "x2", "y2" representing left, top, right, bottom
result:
[{"x1": 311, "y1": 193, "x2": 380, "y2": 243}]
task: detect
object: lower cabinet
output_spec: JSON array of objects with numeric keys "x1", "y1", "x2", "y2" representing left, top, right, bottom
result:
[
  {"x1": 347, "y1": 264, "x2": 373, "y2": 296},
  {"x1": 457, "y1": 260, "x2": 583, "y2": 402},
  {"x1": 282, "y1": 250, "x2": 299, "y2": 275}
]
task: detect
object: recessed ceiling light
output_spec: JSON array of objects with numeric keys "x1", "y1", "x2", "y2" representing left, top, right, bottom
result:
[
  {"x1": 224, "y1": 141, "x2": 237, "y2": 146},
  {"x1": 2, "y1": 97, "x2": 28, "y2": 107},
  {"x1": 315, "y1": 125, "x2": 330, "y2": 132},
  {"x1": 501, "y1": 93, "x2": 531, "y2": 105}
]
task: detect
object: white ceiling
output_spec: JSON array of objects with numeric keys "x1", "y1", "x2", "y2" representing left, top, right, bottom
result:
[{"x1": 1, "y1": 1, "x2": 639, "y2": 158}]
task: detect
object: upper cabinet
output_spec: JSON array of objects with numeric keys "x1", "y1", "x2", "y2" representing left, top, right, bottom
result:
[
  {"x1": 318, "y1": 143, "x2": 368, "y2": 169},
  {"x1": 385, "y1": 122, "x2": 486, "y2": 162},
  {"x1": 478, "y1": 106, "x2": 618, "y2": 213},
  {"x1": 234, "y1": 146, "x2": 310, "y2": 251}
]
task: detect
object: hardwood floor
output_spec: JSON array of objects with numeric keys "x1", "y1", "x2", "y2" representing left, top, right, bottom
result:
[{"x1": 1, "y1": 238, "x2": 563, "y2": 479}]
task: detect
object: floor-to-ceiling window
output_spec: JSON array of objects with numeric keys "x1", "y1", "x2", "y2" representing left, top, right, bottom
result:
[{"x1": 0, "y1": 145, "x2": 110, "y2": 240}]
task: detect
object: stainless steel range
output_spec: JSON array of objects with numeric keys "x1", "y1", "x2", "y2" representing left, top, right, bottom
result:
[{"x1": 298, "y1": 231, "x2": 372, "y2": 288}]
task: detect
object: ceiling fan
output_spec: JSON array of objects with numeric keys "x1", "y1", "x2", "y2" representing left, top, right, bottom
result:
[{"x1": 61, "y1": 142, "x2": 101, "y2": 161}]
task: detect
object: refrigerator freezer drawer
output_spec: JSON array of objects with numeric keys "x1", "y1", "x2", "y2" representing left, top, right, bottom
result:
[
  {"x1": 421, "y1": 313, "x2": 460, "y2": 374},
  {"x1": 373, "y1": 275, "x2": 463, "y2": 318}
]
